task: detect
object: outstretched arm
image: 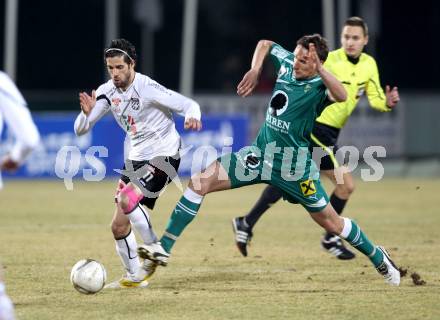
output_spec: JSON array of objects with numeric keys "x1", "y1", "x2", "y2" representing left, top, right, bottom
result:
[
  {"x1": 366, "y1": 60, "x2": 399, "y2": 111},
  {"x1": 237, "y1": 40, "x2": 274, "y2": 97},
  {"x1": 165, "y1": 89, "x2": 202, "y2": 131},
  {"x1": 308, "y1": 44, "x2": 347, "y2": 102},
  {"x1": 148, "y1": 80, "x2": 202, "y2": 131},
  {"x1": 0, "y1": 103, "x2": 40, "y2": 172},
  {"x1": 79, "y1": 90, "x2": 97, "y2": 116},
  {"x1": 0, "y1": 72, "x2": 40, "y2": 171},
  {"x1": 74, "y1": 90, "x2": 110, "y2": 135}
]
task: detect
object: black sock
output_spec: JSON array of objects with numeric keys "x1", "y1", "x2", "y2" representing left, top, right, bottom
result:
[
  {"x1": 244, "y1": 185, "x2": 283, "y2": 229},
  {"x1": 330, "y1": 192, "x2": 347, "y2": 215}
]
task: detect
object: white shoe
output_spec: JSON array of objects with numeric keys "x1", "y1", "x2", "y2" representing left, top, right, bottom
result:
[
  {"x1": 376, "y1": 246, "x2": 400, "y2": 286},
  {"x1": 137, "y1": 242, "x2": 169, "y2": 266},
  {"x1": 104, "y1": 272, "x2": 149, "y2": 289}
]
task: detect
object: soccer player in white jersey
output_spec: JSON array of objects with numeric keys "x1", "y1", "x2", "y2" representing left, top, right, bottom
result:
[
  {"x1": 0, "y1": 71, "x2": 40, "y2": 185},
  {"x1": 74, "y1": 39, "x2": 202, "y2": 288},
  {"x1": 0, "y1": 71, "x2": 40, "y2": 320}
]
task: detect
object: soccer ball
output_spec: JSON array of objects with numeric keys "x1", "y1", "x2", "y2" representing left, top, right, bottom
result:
[{"x1": 70, "y1": 259, "x2": 107, "y2": 294}]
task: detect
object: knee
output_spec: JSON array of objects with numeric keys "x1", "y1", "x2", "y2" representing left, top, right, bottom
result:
[
  {"x1": 345, "y1": 180, "x2": 355, "y2": 194},
  {"x1": 111, "y1": 219, "x2": 130, "y2": 238},
  {"x1": 118, "y1": 183, "x2": 143, "y2": 213},
  {"x1": 336, "y1": 180, "x2": 355, "y2": 197},
  {"x1": 262, "y1": 185, "x2": 283, "y2": 204}
]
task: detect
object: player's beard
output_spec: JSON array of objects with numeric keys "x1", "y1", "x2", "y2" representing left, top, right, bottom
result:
[
  {"x1": 113, "y1": 75, "x2": 130, "y2": 89},
  {"x1": 113, "y1": 79, "x2": 127, "y2": 88},
  {"x1": 113, "y1": 71, "x2": 134, "y2": 89}
]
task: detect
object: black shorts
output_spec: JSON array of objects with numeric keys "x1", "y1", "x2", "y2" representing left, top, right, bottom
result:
[
  {"x1": 118, "y1": 155, "x2": 180, "y2": 210},
  {"x1": 310, "y1": 122, "x2": 342, "y2": 171}
]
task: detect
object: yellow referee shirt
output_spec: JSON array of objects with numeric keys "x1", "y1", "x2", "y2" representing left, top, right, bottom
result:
[{"x1": 318, "y1": 48, "x2": 390, "y2": 129}]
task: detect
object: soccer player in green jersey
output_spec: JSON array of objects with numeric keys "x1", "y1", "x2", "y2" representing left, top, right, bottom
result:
[
  {"x1": 137, "y1": 33, "x2": 401, "y2": 286},
  {"x1": 232, "y1": 17, "x2": 400, "y2": 260}
]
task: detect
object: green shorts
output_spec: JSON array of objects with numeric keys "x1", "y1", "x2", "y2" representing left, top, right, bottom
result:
[{"x1": 218, "y1": 147, "x2": 329, "y2": 213}]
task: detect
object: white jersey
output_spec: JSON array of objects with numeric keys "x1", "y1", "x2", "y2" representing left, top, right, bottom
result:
[
  {"x1": 0, "y1": 72, "x2": 40, "y2": 163},
  {"x1": 0, "y1": 71, "x2": 40, "y2": 188},
  {"x1": 74, "y1": 73, "x2": 201, "y2": 161}
]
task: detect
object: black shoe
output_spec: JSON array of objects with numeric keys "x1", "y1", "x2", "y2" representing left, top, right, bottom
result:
[
  {"x1": 321, "y1": 234, "x2": 356, "y2": 260},
  {"x1": 232, "y1": 217, "x2": 253, "y2": 257}
]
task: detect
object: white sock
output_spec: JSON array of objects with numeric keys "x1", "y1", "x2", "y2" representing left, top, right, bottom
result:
[
  {"x1": 340, "y1": 217, "x2": 353, "y2": 238},
  {"x1": 115, "y1": 229, "x2": 140, "y2": 275},
  {"x1": 184, "y1": 188, "x2": 204, "y2": 204},
  {"x1": 127, "y1": 204, "x2": 158, "y2": 244},
  {"x1": 0, "y1": 283, "x2": 16, "y2": 320}
]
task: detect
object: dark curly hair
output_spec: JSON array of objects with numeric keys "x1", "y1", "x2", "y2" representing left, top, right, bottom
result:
[
  {"x1": 296, "y1": 34, "x2": 329, "y2": 62},
  {"x1": 104, "y1": 38, "x2": 137, "y2": 65}
]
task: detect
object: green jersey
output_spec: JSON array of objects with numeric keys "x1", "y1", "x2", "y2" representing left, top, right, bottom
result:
[
  {"x1": 254, "y1": 43, "x2": 329, "y2": 179},
  {"x1": 218, "y1": 43, "x2": 332, "y2": 211}
]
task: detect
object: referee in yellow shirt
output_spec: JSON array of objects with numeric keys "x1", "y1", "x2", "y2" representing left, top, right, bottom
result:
[{"x1": 232, "y1": 17, "x2": 400, "y2": 259}]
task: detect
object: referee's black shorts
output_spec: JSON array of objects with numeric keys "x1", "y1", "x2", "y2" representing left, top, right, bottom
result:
[{"x1": 310, "y1": 122, "x2": 343, "y2": 171}]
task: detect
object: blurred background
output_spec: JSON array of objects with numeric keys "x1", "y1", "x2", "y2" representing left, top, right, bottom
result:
[{"x1": 1, "y1": 0, "x2": 440, "y2": 180}]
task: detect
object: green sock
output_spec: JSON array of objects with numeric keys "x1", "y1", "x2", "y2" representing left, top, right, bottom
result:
[
  {"x1": 340, "y1": 218, "x2": 384, "y2": 267},
  {"x1": 160, "y1": 194, "x2": 202, "y2": 253}
]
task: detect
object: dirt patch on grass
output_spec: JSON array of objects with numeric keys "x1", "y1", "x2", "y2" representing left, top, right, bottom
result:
[
  {"x1": 398, "y1": 266, "x2": 426, "y2": 285},
  {"x1": 410, "y1": 272, "x2": 426, "y2": 286}
]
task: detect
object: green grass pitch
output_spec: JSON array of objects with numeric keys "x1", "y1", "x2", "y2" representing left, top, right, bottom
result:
[{"x1": 1, "y1": 178, "x2": 439, "y2": 319}]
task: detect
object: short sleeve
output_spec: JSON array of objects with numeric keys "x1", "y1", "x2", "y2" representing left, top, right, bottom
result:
[
  {"x1": 269, "y1": 43, "x2": 293, "y2": 73},
  {"x1": 316, "y1": 85, "x2": 331, "y2": 117}
]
